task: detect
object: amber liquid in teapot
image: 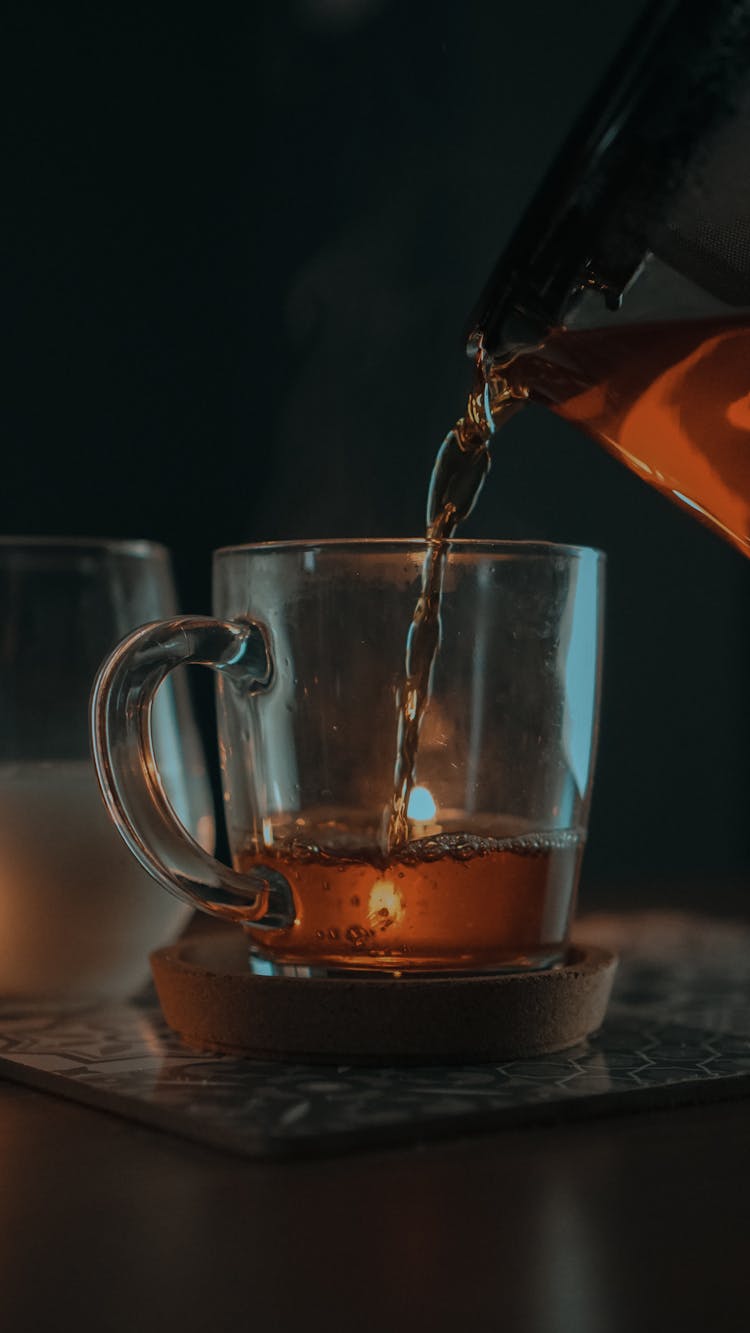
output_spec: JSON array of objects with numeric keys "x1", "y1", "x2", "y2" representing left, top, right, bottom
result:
[{"x1": 503, "y1": 314, "x2": 750, "y2": 557}]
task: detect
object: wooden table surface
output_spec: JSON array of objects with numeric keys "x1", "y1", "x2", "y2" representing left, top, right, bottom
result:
[{"x1": 1, "y1": 1074, "x2": 747, "y2": 1333}]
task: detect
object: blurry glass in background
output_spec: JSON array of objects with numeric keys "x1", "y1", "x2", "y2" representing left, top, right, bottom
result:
[{"x1": 0, "y1": 539, "x2": 213, "y2": 1006}]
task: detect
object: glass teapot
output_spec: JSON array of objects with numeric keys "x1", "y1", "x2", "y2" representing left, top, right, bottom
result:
[{"x1": 468, "y1": 0, "x2": 750, "y2": 556}]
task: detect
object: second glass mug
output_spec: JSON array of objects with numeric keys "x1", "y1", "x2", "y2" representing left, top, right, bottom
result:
[{"x1": 91, "y1": 540, "x2": 604, "y2": 976}]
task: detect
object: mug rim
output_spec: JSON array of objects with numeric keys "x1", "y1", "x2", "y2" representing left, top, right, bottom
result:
[{"x1": 214, "y1": 537, "x2": 605, "y2": 560}]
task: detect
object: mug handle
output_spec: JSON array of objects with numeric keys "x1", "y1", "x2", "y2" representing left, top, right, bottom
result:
[{"x1": 90, "y1": 615, "x2": 295, "y2": 930}]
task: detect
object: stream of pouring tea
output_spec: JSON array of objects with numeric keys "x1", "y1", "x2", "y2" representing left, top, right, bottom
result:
[{"x1": 386, "y1": 348, "x2": 522, "y2": 846}]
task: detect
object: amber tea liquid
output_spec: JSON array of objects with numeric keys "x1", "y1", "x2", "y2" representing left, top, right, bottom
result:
[
  {"x1": 239, "y1": 820, "x2": 583, "y2": 973},
  {"x1": 508, "y1": 315, "x2": 750, "y2": 556}
]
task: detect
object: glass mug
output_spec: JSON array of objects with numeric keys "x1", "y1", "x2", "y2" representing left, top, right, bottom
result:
[
  {"x1": 0, "y1": 538, "x2": 214, "y2": 1005},
  {"x1": 91, "y1": 540, "x2": 604, "y2": 976}
]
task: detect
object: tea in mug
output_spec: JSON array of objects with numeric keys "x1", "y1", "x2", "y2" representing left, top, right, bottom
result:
[{"x1": 233, "y1": 814, "x2": 584, "y2": 973}]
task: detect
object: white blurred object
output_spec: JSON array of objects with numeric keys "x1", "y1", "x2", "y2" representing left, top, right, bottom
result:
[{"x1": 0, "y1": 760, "x2": 211, "y2": 1005}]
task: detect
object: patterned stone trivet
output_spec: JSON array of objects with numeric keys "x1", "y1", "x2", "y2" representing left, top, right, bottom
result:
[
  {"x1": 150, "y1": 934, "x2": 618, "y2": 1063},
  {"x1": 1, "y1": 914, "x2": 749, "y2": 1159}
]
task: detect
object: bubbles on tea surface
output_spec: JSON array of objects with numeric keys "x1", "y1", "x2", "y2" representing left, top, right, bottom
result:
[
  {"x1": 396, "y1": 828, "x2": 584, "y2": 863},
  {"x1": 345, "y1": 925, "x2": 372, "y2": 949}
]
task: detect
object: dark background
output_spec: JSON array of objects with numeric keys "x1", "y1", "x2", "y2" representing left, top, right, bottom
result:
[{"x1": 5, "y1": 0, "x2": 749, "y2": 901}]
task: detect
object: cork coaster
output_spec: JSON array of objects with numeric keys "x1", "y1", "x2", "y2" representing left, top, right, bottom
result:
[{"x1": 150, "y1": 932, "x2": 617, "y2": 1064}]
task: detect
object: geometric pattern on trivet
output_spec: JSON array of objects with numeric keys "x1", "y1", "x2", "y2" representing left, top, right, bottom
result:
[
  {"x1": 1, "y1": 915, "x2": 749, "y2": 1159},
  {"x1": 0, "y1": 1006, "x2": 748, "y2": 1159}
]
